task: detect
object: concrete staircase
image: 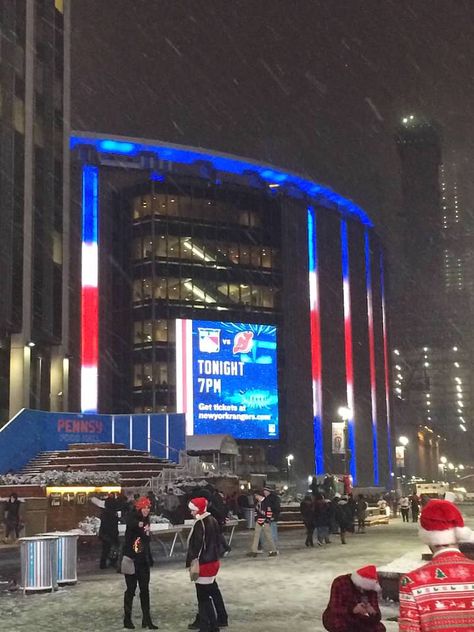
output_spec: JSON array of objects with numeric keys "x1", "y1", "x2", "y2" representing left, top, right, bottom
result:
[{"x1": 21, "y1": 443, "x2": 176, "y2": 487}]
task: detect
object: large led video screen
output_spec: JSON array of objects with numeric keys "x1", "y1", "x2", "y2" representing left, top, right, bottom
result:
[{"x1": 176, "y1": 320, "x2": 279, "y2": 439}]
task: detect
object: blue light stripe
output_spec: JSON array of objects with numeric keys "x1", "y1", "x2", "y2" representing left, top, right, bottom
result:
[
  {"x1": 71, "y1": 135, "x2": 373, "y2": 227},
  {"x1": 82, "y1": 165, "x2": 99, "y2": 244}
]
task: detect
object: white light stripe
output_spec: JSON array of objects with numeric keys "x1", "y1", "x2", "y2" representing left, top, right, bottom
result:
[
  {"x1": 175, "y1": 319, "x2": 184, "y2": 413},
  {"x1": 147, "y1": 414, "x2": 151, "y2": 452},
  {"x1": 112, "y1": 415, "x2": 115, "y2": 444},
  {"x1": 81, "y1": 243, "x2": 98, "y2": 287},
  {"x1": 129, "y1": 415, "x2": 133, "y2": 449},
  {"x1": 165, "y1": 414, "x2": 170, "y2": 460},
  {"x1": 81, "y1": 367, "x2": 98, "y2": 413},
  {"x1": 185, "y1": 319, "x2": 194, "y2": 435}
]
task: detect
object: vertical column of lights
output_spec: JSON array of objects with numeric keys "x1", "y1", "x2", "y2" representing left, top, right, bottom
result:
[
  {"x1": 175, "y1": 318, "x2": 194, "y2": 435},
  {"x1": 340, "y1": 220, "x2": 356, "y2": 482},
  {"x1": 453, "y1": 347, "x2": 466, "y2": 432},
  {"x1": 307, "y1": 208, "x2": 324, "y2": 475},
  {"x1": 380, "y1": 253, "x2": 393, "y2": 477},
  {"x1": 364, "y1": 231, "x2": 379, "y2": 485},
  {"x1": 81, "y1": 165, "x2": 99, "y2": 413},
  {"x1": 423, "y1": 348, "x2": 431, "y2": 421}
]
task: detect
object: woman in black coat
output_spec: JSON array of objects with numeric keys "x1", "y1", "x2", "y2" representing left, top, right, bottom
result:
[
  {"x1": 122, "y1": 497, "x2": 158, "y2": 630},
  {"x1": 335, "y1": 496, "x2": 353, "y2": 544}
]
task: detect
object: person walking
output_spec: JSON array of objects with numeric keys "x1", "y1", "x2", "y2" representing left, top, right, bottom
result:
[
  {"x1": 335, "y1": 495, "x2": 353, "y2": 544},
  {"x1": 263, "y1": 486, "x2": 280, "y2": 550},
  {"x1": 322, "y1": 565, "x2": 386, "y2": 631},
  {"x1": 122, "y1": 497, "x2": 158, "y2": 630},
  {"x1": 314, "y1": 493, "x2": 332, "y2": 545},
  {"x1": 3, "y1": 493, "x2": 22, "y2": 542},
  {"x1": 356, "y1": 494, "x2": 368, "y2": 534},
  {"x1": 186, "y1": 497, "x2": 228, "y2": 632},
  {"x1": 99, "y1": 494, "x2": 120, "y2": 569},
  {"x1": 400, "y1": 495, "x2": 410, "y2": 522},
  {"x1": 399, "y1": 499, "x2": 474, "y2": 631},
  {"x1": 410, "y1": 494, "x2": 420, "y2": 522},
  {"x1": 300, "y1": 495, "x2": 315, "y2": 547},
  {"x1": 247, "y1": 491, "x2": 277, "y2": 557}
]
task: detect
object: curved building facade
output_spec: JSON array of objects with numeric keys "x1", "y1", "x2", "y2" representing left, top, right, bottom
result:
[{"x1": 71, "y1": 133, "x2": 393, "y2": 486}]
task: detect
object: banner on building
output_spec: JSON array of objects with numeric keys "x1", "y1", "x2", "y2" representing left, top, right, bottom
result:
[
  {"x1": 332, "y1": 422, "x2": 346, "y2": 454},
  {"x1": 396, "y1": 445, "x2": 405, "y2": 467}
]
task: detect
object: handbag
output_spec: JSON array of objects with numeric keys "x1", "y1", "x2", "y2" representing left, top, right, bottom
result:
[
  {"x1": 189, "y1": 522, "x2": 206, "y2": 582},
  {"x1": 121, "y1": 555, "x2": 135, "y2": 575}
]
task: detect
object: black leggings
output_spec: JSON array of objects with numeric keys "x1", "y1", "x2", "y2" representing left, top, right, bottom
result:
[
  {"x1": 124, "y1": 564, "x2": 151, "y2": 620},
  {"x1": 195, "y1": 581, "x2": 228, "y2": 630}
]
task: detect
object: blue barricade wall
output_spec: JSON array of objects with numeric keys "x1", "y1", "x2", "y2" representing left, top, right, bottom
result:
[{"x1": 0, "y1": 409, "x2": 186, "y2": 474}]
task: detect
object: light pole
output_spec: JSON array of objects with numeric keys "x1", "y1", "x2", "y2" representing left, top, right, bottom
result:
[
  {"x1": 396, "y1": 436, "x2": 409, "y2": 493},
  {"x1": 286, "y1": 454, "x2": 294, "y2": 485},
  {"x1": 337, "y1": 406, "x2": 352, "y2": 475},
  {"x1": 439, "y1": 456, "x2": 447, "y2": 482}
]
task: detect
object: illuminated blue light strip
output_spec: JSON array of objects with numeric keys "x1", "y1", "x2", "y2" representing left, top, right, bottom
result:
[
  {"x1": 82, "y1": 165, "x2": 98, "y2": 243},
  {"x1": 307, "y1": 207, "x2": 324, "y2": 475},
  {"x1": 365, "y1": 230, "x2": 379, "y2": 485},
  {"x1": 70, "y1": 134, "x2": 373, "y2": 227}
]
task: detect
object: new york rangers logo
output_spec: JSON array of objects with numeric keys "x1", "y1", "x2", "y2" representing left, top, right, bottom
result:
[
  {"x1": 198, "y1": 328, "x2": 221, "y2": 353},
  {"x1": 233, "y1": 331, "x2": 254, "y2": 354}
]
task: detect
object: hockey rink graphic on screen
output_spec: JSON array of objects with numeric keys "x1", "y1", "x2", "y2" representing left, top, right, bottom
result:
[{"x1": 176, "y1": 319, "x2": 279, "y2": 439}]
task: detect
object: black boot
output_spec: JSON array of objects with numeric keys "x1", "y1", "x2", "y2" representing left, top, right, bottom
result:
[
  {"x1": 124, "y1": 592, "x2": 135, "y2": 629},
  {"x1": 188, "y1": 615, "x2": 200, "y2": 630},
  {"x1": 140, "y1": 590, "x2": 158, "y2": 629}
]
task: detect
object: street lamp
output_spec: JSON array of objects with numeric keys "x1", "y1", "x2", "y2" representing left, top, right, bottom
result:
[
  {"x1": 448, "y1": 462, "x2": 455, "y2": 470},
  {"x1": 286, "y1": 454, "x2": 294, "y2": 485},
  {"x1": 337, "y1": 406, "x2": 353, "y2": 474},
  {"x1": 399, "y1": 436, "x2": 409, "y2": 447},
  {"x1": 440, "y1": 456, "x2": 447, "y2": 465}
]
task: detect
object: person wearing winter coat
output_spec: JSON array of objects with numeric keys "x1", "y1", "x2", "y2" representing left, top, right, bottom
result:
[
  {"x1": 99, "y1": 494, "x2": 120, "y2": 569},
  {"x1": 300, "y1": 495, "x2": 315, "y2": 547},
  {"x1": 247, "y1": 491, "x2": 277, "y2": 556},
  {"x1": 186, "y1": 497, "x2": 228, "y2": 632},
  {"x1": 335, "y1": 495, "x2": 353, "y2": 544},
  {"x1": 263, "y1": 486, "x2": 281, "y2": 549},
  {"x1": 410, "y1": 494, "x2": 420, "y2": 522},
  {"x1": 356, "y1": 494, "x2": 368, "y2": 534},
  {"x1": 314, "y1": 493, "x2": 332, "y2": 545},
  {"x1": 3, "y1": 493, "x2": 22, "y2": 542},
  {"x1": 122, "y1": 497, "x2": 158, "y2": 630},
  {"x1": 322, "y1": 565, "x2": 386, "y2": 632}
]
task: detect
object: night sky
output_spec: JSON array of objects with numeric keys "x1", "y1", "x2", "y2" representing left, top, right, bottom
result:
[{"x1": 72, "y1": 0, "x2": 474, "y2": 237}]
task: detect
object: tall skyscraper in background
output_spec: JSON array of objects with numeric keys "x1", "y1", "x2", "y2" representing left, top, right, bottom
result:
[
  {"x1": 0, "y1": 0, "x2": 71, "y2": 423},
  {"x1": 392, "y1": 116, "x2": 473, "y2": 461}
]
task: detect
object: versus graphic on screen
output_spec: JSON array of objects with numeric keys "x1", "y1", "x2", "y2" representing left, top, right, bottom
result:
[{"x1": 176, "y1": 320, "x2": 279, "y2": 439}]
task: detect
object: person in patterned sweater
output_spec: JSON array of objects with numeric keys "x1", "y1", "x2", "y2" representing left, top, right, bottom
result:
[
  {"x1": 322, "y1": 564, "x2": 386, "y2": 631},
  {"x1": 399, "y1": 499, "x2": 474, "y2": 631}
]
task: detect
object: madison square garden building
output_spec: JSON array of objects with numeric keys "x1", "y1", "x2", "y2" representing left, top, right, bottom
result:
[{"x1": 71, "y1": 132, "x2": 393, "y2": 487}]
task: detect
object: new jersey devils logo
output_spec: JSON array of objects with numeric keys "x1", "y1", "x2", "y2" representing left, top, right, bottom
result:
[{"x1": 233, "y1": 331, "x2": 254, "y2": 354}]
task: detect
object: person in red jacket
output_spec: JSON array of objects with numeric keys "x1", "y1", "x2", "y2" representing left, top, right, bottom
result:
[
  {"x1": 322, "y1": 565, "x2": 386, "y2": 632},
  {"x1": 399, "y1": 499, "x2": 474, "y2": 631}
]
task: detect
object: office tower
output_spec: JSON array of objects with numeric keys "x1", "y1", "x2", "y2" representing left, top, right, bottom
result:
[{"x1": 0, "y1": 0, "x2": 71, "y2": 422}]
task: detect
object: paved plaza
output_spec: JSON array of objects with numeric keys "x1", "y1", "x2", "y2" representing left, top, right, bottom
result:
[{"x1": 0, "y1": 517, "x2": 439, "y2": 632}]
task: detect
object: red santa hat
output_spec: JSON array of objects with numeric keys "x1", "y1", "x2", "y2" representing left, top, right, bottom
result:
[
  {"x1": 188, "y1": 497, "x2": 208, "y2": 515},
  {"x1": 419, "y1": 499, "x2": 474, "y2": 546},
  {"x1": 351, "y1": 565, "x2": 381, "y2": 592}
]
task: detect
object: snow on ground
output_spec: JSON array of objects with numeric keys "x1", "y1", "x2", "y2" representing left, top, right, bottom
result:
[{"x1": 0, "y1": 519, "x2": 426, "y2": 632}]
